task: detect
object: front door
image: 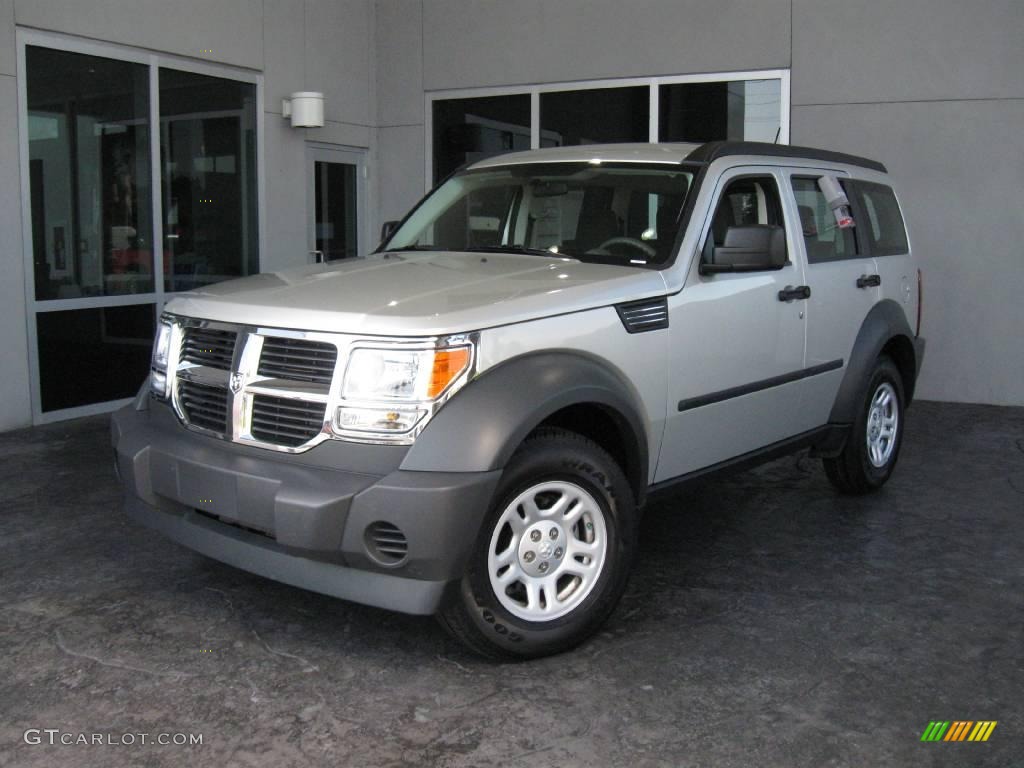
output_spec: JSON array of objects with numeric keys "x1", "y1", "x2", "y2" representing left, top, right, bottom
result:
[
  {"x1": 307, "y1": 144, "x2": 366, "y2": 262},
  {"x1": 655, "y1": 167, "x2": 809, "y2": 482}
]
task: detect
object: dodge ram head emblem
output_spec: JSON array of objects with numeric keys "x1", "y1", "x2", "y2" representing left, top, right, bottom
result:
[{"x1": 229, "y1": 372, "x2": 244, "y2": 393}]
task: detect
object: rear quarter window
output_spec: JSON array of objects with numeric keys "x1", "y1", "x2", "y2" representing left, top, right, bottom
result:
[{"x1": 848, "y1": 180, "x2": 908, "y2": 256}]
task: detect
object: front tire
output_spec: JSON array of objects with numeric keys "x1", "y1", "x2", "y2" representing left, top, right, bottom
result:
[
  {"x1": 438, "y1": 428, "x2": 636, "y2": 660},
  {"x1": 824, "y1": 355, "x2": 905, "y2": 495}
]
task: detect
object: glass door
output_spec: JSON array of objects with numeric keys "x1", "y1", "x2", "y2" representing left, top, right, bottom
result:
[{"x1": 307, "y1": 145, "x2": 365, "y2": 262}]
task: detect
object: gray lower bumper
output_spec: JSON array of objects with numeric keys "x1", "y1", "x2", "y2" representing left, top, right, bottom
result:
[{"x1": 113, "y1": 401, "x2": 501, "y2": 615}]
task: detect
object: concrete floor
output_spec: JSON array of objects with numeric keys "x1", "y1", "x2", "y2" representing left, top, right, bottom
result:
[{"x1": 0, "y1": 401, "x2": 1021, "y2": 767}]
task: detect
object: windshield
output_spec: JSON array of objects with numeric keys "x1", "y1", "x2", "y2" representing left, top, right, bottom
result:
[{"x1": 382, "y1": 162, "x2": 694, "y2": 267}]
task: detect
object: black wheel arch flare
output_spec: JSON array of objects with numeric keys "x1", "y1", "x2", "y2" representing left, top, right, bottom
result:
[{"x1": 401, "y1": 350, "x2": 650, "y2": 503}]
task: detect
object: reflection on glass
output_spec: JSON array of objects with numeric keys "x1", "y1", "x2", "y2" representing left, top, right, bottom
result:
[
  {"x1": 539, "y1": 87, "x2": 649, "y2": 146},
  {"x1": 659, "y1": 79, "x2": 781, "y2": 143},
  {"x1": 27, "y1": 46, "x2": 152, "y2": 300},
  {"x1": 432, "y1": 95, "x2": 531, "y2": 183},
  {"x1": 160, "y1": 68, "x2": 258, "y2": 292},
  {"x1": 314, "y1": 161, "x2": 358, "y2": 259},
  {"x1": 36, "y1": 304, "x2": 155, "y2": 412}
]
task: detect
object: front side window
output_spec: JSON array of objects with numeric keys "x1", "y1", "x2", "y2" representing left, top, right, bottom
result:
[
  {"x1": 700, "y1": 175, "x2": 787, "y2": 270},
  {"x1": 791, "y1": 177, "x2": 858, "y2": 263},
  {"x1": 384, "y1": 163, "x2": 694, "y2": 266},
  {"x1": 847, "y1": 181, "x2": 908, "y2": 256}
]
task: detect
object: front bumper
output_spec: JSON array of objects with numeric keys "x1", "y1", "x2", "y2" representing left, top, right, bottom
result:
[{"x1": 112, "y1": 400, "x2": 501, "y2": 615}]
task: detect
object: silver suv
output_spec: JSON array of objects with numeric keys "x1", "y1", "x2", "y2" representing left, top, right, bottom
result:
[{"x1": 113, "y1": 141, "x2": 925, "y2": 658}]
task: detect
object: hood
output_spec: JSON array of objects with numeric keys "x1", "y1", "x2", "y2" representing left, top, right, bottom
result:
[{"x1": 165, "y1": 251, "x2": 667, "y2": 336}]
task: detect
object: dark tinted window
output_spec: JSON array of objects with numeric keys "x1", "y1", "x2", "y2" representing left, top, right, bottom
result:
[
  {"x1": 26, "y1": 46, "x2": 152, "y2": 300},
  {"x1": 36, "y1": 304, "x2": 154, "y2": 412},
  {"x1": 791, "y1": 177, "x2": 858, "y2": 263},
  {"x1": 659, "y1": 80, "x2": 781, "y2": 143},
  {"x1": 540, "y1": 87, "x2": 649, "y2": 146},
  {"x1": 848, "y1": 181, "x2": 908, "y2": 256},
  {"x1": 432, "y1": 95, "x2": 531, "y2": 183},
  {"x1": 160, "y1": 68, "x2": 259, "y2": 292}
]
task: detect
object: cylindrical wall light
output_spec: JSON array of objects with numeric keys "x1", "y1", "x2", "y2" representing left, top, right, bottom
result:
[{"x1": 282, "y1": 92, "x2": 325, "y2": 128}]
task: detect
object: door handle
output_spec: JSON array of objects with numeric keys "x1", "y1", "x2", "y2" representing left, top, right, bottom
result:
[
  {"x1": 856, "y1": 273, "x2": 881, "y2": 288},
  {"x1": 778, "y1": 285, "x2": 811, "y2": 302},
  {"x1": 310, "y1": 249, "x2": 325, "y2": 264}
]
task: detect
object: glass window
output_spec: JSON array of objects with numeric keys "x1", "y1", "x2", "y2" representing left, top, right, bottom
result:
[
  {"x1": 385, "y1": 163, "x2": 694, "y2": 266},
  {"x1": 26, "y1": 46, "x2": 152, "y2": 300},
  {"x1": 314, "y1": 160, "x2": 359, "y2": 260},
  {"x1": 791, "y1": 177, "x2": 858, "y2": 263},
  {"x1": 36, "y1": 304, "x2": 155, "y2": 412},
  {"x1": 160, "y1": 68, "x2": 259, "y2": 292},
  {"x1": 659, "y1": 79, "x2": 781, "y2": 143},
  {"x1": 701, "y1": 175, "x2": 787, "y2": 268},
  {"x1": 432, "y1": 95, "x2": 531, "y2": 184},
  {"x1": 847, "y1": 181, "x2": 908, "y2": 256},
  {"x1": 539, "y1": 87, "x2": 649, "y2": 146}
]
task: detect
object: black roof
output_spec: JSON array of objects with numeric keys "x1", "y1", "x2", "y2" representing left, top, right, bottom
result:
[{"x1": 686, "y1": 141, "x2": 887, "y2": 174}]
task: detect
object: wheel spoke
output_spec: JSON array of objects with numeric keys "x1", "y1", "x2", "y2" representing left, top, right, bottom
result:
[
  {"x1": 562, "y1": 499, "x2": 586, "y2": 526},
  {"x1": 495, "y1": 563, "x2": 521, "y2": 585},
  {"x1": 494, "y1": 544, "x2": 516, "y2": 567},
  {"x1": 568, "y1": 537, "x2": 600, "y2": 558}
]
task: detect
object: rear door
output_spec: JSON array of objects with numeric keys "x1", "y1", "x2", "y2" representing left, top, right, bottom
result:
[
  {"x1": 845, "y1": 179, "x2": 917, "y2": 334},
  {"x1": 782, "y1": 170, "x2": 879, "y2": 426}
]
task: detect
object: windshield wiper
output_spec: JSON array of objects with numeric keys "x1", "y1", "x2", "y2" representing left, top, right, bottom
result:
[
  {"x1": 383, "y1": 244, "x2": 441, "y2": 252},
  {"x1": 464, "y1": 245, "x2": 577, "y2": 259}
]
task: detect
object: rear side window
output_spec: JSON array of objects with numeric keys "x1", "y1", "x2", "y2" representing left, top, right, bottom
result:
[
  {"x1": 791, "y1": 177, "x2": 858, "y2": 263},
  {"x1": 848, "y1": 181, "x2": 909, "y2": 256}
]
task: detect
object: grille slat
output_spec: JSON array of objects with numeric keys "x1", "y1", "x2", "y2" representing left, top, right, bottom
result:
[
  {"x1": 250, "y1": 394, "x2": 326, "y2": 447},
  {"x1": 258, "y1": 337, "x2": 337, "y2": 385},
  {"x1": 179, "y1": 381, "x2": 229, "y2": 434},
  {"x1": 181, "y1": 327, "x2": 238, "y2": 370}
]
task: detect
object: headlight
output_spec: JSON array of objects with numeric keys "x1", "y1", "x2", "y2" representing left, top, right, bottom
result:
[
  {"x1": 150, "y1": 319, "x2": 174, "y2": 398},
  {"x1": 342, "y1": 346, "x2": 471, "y2": 401},
  {"x1": 334, "y1": 342, "x2": 473, "y2": 440}
]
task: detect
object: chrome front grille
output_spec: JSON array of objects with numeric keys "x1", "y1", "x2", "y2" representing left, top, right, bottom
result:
[
  {"x1": 257, "y1": 337, "x2": 337, "y2": 384},
  {"x1": 250, "y1": 394, "x2": 327, "y2": 447},
  {"x1": 181, "y1": 327, "x2": 237, "y2": 369},
  {"x1": 179, "y1": 380, "x2": 229, "y2": 433},
  {"x1": 168, "y1": 317, "x2": 343, "y2": 452}
]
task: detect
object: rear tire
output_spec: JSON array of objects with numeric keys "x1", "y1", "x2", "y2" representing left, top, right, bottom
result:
[
  {"x1": 823, "y1": 355, "x2": 905, "y2": 495},
  {"x1": 438, "y1": 428, "x2": 636, "y2": 660}
]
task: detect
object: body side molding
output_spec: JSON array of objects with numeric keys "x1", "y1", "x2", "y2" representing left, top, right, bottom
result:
[{"x1": 678, "y1": 359, "x2": 843, "y2": 412}]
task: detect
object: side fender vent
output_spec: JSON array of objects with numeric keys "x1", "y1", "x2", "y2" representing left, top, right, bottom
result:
[{"x1": 616, "y1": 297, "x2": 669, "y2": 333}]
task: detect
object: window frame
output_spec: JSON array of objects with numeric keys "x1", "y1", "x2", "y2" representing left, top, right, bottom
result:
[
  {"x1": 16, "y1": 28, "x2": 265, "y2": 424},
  {"x1": 424, "y1": 69, "x2": 791, "y2": 194}
]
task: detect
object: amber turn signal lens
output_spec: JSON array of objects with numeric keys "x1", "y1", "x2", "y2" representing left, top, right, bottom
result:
[{"x1": 427, "y1": 347, "x2": 471, "y2": 398}]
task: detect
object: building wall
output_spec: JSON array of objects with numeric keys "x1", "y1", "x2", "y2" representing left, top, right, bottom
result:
[
  {"x1": 375, "y1": 0, "x2": 1024, "y2": 406},
  {"x1": 0, "y1": 0, "x2": 377, "y2": 430},
  {"x1": 1, "y1": 0, "x2": 1021, "y2": 432}
]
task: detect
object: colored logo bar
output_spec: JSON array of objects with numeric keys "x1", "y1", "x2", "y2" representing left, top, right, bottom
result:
[{"x1": 920, "y1": 721, "x2": 997, "y2": 742}]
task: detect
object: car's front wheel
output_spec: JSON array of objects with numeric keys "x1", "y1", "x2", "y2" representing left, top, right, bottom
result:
[{"x1": 438, "y1": 428, "x2": 636, "y2": 659}]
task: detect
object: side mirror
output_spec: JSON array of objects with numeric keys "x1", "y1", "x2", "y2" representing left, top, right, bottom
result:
[
  {"x1": 699, "y1": 225, "x2": 787, "y2": 275},
  {"x1": 379, "y1": 220, "x2": 400, "y2": 245}
]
